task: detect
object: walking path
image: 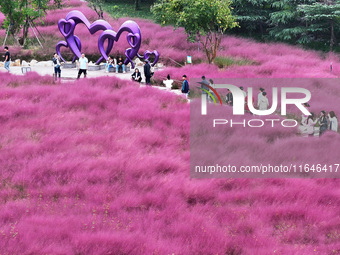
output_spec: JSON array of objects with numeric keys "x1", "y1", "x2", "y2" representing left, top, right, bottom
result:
[{"x1": 0, "y1": 65, "x2": 184, "y2": 97}]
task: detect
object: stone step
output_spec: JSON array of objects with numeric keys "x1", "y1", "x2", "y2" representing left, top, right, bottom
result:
[
  {"x1": 63, "y1": 63, "x2": 76, "y2": 68},
  {"x1": 88, "y1": 64, "x2": 105, "y2": 71}
]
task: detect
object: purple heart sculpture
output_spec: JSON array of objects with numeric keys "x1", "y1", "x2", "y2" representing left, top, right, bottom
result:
[
  {"x1": 56, "y1": 36, "x2": 81, "y2": 63},
  {"x1": 56, "y1": 10, "x2": 114, "y2": 64},
  {"x1": 98, "y1": 20, "x2": 142, "y2": 69},
  {"x1": 56, "y1": 10, "x2": 160, "y2": 67},
  {"x1": 138, "y1": 50, "x2": 160, "y2": 67}
]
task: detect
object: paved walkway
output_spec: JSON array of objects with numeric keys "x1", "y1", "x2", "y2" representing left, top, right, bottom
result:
[
  {"x1": 1, "y1": 65, "x2": 134, "y2": 80},
  {"x1": 0, "y1": 65, "x2": 185, "y2": 97}
]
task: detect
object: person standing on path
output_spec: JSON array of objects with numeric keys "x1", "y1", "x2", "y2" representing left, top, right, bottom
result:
[
  {"x1": 53, "y1": 53, "x2": 62, "y2": 81},
  {"x1": 201, "y1": 75, "x2": 210, "y2": 101},
  {"x1": 77, "y1": 53, "x2": 88, "y2": 79},
  {"x1": 3, "y1": 46, "x2": 10, "y2": 72},
  {"x1": 144, "y1": 60, "x2": 151, "y2": 85},
  {"x1": 181, "y1": 75, "x2": 189, "y2": 99}
]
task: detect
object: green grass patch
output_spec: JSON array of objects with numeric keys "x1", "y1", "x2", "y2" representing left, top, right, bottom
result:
[
  {"x1": 102, "y1": 0, "x2": 154, "y2": 20},
  {"x1": 214, "y1": 56, "x2": 256, "y2": 69}
]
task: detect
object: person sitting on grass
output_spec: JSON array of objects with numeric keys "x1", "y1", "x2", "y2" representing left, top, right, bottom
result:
[
  {"x1": 131, "y1": 68, "x2": 142, "y2": 83},
  {"x1": 116, "y1": 56, "x2": 126, "y2": 73},
  {"x1": 301, "y1": 112, "x2": 317, "y2": 137},
  {"x1": 105, "y1": 56, "x2": 114, "y2": 73},
  {"x1": 318, "y1": 110, "x2": 328, "y2": 136}
]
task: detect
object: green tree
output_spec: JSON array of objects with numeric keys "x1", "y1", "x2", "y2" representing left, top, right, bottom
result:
[
  {"x1": 53, "y1": 0, "x2": 63, "y2": 9},
  {"x1": 267, "y1": 0, "x2": 313, "y2": 44},
  {"x1": 0, "y1": 0, "x2": 48, "y2": 46},
  {"x1": 151, "y1": 0, "x2": 238, "y2": 63},
  {"x1": 232, "y1": 0, "x2": 272, "y2": 38},
  {"x1": 298, "y1": 0, "x2": 340, "y2": 51},
  {"x1": 88, "y1": 0, "x2": 104, "y2": 19}
]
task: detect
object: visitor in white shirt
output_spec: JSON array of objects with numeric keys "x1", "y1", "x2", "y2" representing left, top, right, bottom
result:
[{"x1": 77, "y1": 53, "x2": 88, "y2": 79}]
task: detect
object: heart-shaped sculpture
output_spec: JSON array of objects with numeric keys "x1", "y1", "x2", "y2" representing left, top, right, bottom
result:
[
  {"x1": 138, "y1": 50, "x2": 160, "y2": 67},
  {"x1": 57, "y1": 10, "x2": 114, "y2": 64},
  {"x1": 98, "y1": 20, "x2": 142, "y2": 69},
  {"x1": 56, "y1": 36, "x2": 81, "y2": 63},
  {"x1": 58, "y1": 19, "x2": 76, "y2": 38},
  {"x1": 56, "y1": 10, "x2": 160, "y2": 67}
]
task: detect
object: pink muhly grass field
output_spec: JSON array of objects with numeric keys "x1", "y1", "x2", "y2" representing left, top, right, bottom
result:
[
  {"x1": 0, "y1": 72, "x2": 190, "y2": 254},
  {"x1": 0, "y1": 71, "x2": 340, "y2": 254},
  {"x1": 1, "y1": 0, "x2": 340, "y2": 253}
]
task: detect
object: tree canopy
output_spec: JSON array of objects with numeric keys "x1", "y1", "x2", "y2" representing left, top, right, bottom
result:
[
  {"x1": 152, "y1": 0, "x2": 238, "y2": 63},
  {"x1": 232, "y1": 0, "x2": 340, "y2": 52},
  {"x1": 0, "y1": 0, "x2": 49, "y2": 46}
]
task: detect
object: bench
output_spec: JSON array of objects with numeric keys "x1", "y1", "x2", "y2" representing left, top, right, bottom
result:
[
  {"x1": 108, "y1": 65, "x2": 130, "y2": 73},
  {"x1": 88, "y1": 64, "x2": 106, "y2": 71},
  {"x1": 62, "y1": 62, "x2": 76, "y2": 68}
]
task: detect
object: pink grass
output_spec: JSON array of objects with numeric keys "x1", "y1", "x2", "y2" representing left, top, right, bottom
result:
[
  {"x1": 0, "y1": 71, "x2": 339, "y2": 254},
  {"x1": 1, "y1": 0, "x2": 340, "y2": 253}
]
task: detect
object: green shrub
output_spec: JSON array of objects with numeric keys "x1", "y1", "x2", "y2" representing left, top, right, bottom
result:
[{"x1": 214, "y1": 56, "x2": 255, "y2": 69}]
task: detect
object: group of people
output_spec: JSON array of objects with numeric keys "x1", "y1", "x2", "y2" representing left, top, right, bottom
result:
[
  {"x1": 300, "y1": 104, "x2": 338, "y2": 136},
  {"x1": 130, "y1": 60, "x2": 153, "y2": 85},
  {"x1": 200, "y1": 76, "x2": 216, "y2": 102},
  {"x1": 51, "y1": 52, "x2": 154, "y2": 82},
  {"x1": 105, "y1": 56, "x2": 126, "y2": 73},
  {"x1": 104, "y1": 56, "x2": 155, "y2": 85},
  {"x1": 226, "y1": 87, "x2": 269, "y2": 111},
  {"x1": 161, "y1": 74, "x2": 190, "y2": 98},
  {"x1": 2, "y1": 47, "x2": 86, "y2": 80},
  {"x1": 52, "y1": 52, "x2": 88, "y2": 80},
  {"x1": 225, "y1": 85, "x2": 339, "y2": 136}
]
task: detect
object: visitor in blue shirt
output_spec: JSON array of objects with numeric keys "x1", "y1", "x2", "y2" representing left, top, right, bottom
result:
[{"x1": 181, "y1": 75, "x2": 189, "y2": 99}]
